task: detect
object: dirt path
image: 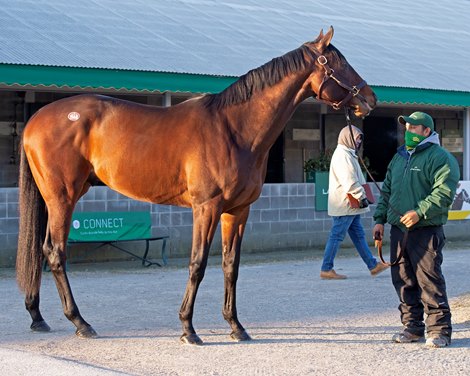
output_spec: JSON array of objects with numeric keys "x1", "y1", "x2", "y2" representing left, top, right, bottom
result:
[{"x1": 1, "y1": 248, "x2": 469, "y2": 375}]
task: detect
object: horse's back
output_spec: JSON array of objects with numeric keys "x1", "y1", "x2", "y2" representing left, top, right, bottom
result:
[
  {"x1": 26, "y1": 94, "x2": 168, "y2": 133},
  {"x1": 23, "y1": 93, "x2": 202, "y2": 158},
  {"x1": 22, "y1": 94, "x2": 213, "y2": 205}
]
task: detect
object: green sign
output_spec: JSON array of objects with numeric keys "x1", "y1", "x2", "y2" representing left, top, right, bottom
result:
[
  {"x1": 314, "y1": 172, "x2": 329, "y2": 211},
  {"x1": 69, "y1": 212, "x2": 151, "y2": 242}
]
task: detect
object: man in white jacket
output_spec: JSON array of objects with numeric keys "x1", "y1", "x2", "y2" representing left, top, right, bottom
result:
[{"x1": 320, "y1": 125, "x2": 388, "y2": 279}]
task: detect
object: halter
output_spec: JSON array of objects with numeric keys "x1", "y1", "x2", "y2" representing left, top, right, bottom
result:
[
  {"x1": 344, "y1": 109, "x2": 405, "y2": 266},
  {"x1": 305, "y1": 44, "x2": 403, "y2": 266},
  {"x1": 303, "y1": 44, "x2": 368, "y2": 110},
  {"x1": 316, "y1": 55, "x2": 368, "y2": 109}
]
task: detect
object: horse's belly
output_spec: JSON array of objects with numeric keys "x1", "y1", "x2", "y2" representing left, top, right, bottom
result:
[
  {"x1": 95, "y1": 167, "x2": 192, "y2": 208},
  {"x1": 110, "y1": 183, "x2": 192, "y2": 207}
]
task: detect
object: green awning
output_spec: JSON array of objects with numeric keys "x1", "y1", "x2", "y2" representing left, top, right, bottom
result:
[
  {"x1": 1, "y1": 64, "x2": 469, "y2": 107},
  {"x1": 372, "y1": 86, "x2": 470, "y2": 108},
  {"x1": 0, "y1": 64, "x2": 235, "y2": 93}
]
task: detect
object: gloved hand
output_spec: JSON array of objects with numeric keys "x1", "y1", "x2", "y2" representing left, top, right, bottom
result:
[{"x1": 358, "y1": 198, "x2": 369, "y2": 208}]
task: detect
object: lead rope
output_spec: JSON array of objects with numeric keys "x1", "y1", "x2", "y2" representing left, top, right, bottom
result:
[{"x1": 344, "y1": 109, "x2": 405, "y2": 266}]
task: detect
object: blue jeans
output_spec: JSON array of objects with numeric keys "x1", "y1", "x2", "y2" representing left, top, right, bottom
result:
[{"x1": 321, "y1": 215, "x2": 378, "y2": 272}]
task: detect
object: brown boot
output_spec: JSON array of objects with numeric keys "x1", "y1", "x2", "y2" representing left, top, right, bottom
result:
[
  {"x1": 370, "y1": 262, "x2": 389, "y2": 276},
  {"x1": 392, "y1": 331, "x2": 424, "y2": 343},
  {"x1": 320, "y1": 269, "x2": 347, "y2": 280}
]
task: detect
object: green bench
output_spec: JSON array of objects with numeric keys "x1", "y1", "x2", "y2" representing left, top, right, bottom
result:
[{"x1": 67, "y1": 211, "x2": 169, "y2": 267}]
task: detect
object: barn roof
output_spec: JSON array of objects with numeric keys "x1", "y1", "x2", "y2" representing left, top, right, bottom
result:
[{"x1": 0, "y1": 0, "x2": 469, "y2": 105}]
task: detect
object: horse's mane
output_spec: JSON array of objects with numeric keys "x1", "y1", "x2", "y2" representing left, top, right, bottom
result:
[{"x1": 202, "y1": 44, "x2": 318, "y2": 110}]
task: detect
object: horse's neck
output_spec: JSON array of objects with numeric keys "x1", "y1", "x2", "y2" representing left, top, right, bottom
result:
[{"x1": 228, "y1": 70, "x2": 312, "y2": 154}]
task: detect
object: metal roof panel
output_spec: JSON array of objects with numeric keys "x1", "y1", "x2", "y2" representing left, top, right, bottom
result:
[{"x1": 0, "y1": 0, "x2": 468, "y2": 92}]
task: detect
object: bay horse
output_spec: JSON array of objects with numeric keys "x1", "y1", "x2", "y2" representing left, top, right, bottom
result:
[{"x1": 16, "y1": 26, "x2": 376, "y2": 345}]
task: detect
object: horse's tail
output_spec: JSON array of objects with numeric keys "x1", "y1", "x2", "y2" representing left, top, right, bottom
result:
[{"x1": 16, "y1": 139, "x2": 47, "y2": 295}]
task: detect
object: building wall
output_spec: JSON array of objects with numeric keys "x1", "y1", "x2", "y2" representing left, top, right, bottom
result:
[
  {"x1": 0, "y1": 92, "x2": 24, "y2": 187},
  {"x1": 0, "y1": 92, "x2": 467, "y2": 267},
  {"x1": 0, "y1": 184, "x2": 467, "y2": 267},
  {"x1": 0, "y1": 90, "x2": 466, "y2": 187},
  {"x1": 283, "y1": 102, "x2": 321, "y2": 182}
]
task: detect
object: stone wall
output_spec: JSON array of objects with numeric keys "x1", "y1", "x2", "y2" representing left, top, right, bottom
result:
[{"x1": 0, "y1": 184, "x2": 467, "y2": 267}]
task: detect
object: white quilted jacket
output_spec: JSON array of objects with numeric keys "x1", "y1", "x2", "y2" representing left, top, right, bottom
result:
[{"x1": 327, "y1": 144, "x2": 369, "y2": 216}]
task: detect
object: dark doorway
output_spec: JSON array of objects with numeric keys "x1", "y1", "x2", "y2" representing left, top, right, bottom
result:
[
  {"x1": 363, "y1": 116, "x2": 397, "y2": 181},
  {"x1": 265, "y1": 133, "x2": 284, "y2": 183}
]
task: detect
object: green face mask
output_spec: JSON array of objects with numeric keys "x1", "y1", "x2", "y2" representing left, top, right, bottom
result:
[{"x1": 405, "y1": 131, "x2": 426, "y2": 149}]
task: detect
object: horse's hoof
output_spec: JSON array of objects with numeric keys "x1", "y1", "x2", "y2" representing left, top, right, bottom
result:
[
  {"x1": 230, "y1": 330, "x2": 252, "y2": 342},
  {"x1": 75, "y1": 325, "x2": 98, "y2": 338},
  {"x1": 180, "y1": 333, "x2": 203, "y2": 345},
  {"x1": 30, "y1": 320, "x2": 51, "y2": 332}
]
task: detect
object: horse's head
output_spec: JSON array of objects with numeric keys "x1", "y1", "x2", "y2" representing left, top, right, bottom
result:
[{"x1": 304, "y1": 26, "x2": 377, "y2": 118}]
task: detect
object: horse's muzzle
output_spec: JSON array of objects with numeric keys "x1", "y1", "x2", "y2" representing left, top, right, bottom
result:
[{"x1": 352, "y1": 91, "x2": 377, "y2": 118}]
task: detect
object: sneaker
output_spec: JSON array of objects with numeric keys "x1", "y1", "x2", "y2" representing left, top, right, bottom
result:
[
  {"x1": 370, "y1": 262, "x2": 389, "y2": 276},
  {"x1": 392, "y1": 331, "x2": 424, "y2": 343},
  {"x1": 320, "y1": 269, "x2": 347, "y2": 280},
  {"x1": 426, "y1": 335, "x2": 450, "y2": 348}
]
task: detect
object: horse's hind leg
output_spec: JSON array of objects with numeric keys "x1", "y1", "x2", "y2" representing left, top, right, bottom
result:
[
  {"x1": 220, "y1": 207, "x2": 251, "y2": 341},
  {"x1": 44, "y1": 200, "x2": 97, "y2": 338},
  {"x1": 25, "y1": 288, "x2": 50, "y2": 332}
]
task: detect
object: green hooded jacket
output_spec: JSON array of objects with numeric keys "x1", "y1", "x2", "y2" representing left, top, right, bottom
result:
[{"x1": 373, "y1": 133, "x2": 460, "y2": 231}]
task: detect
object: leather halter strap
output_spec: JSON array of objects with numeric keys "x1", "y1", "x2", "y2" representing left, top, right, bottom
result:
[
  {"x1": 304, "y1": 44, "x2": 368, "y2": 110},
  {"x1": 317, "y1": 55, "x2": 368, "y2": 109},
  {"x1": 375, "y1": 232, "x2": 406, "y2": 267},
  {"x1": 344, "y1": 109, "x2": 405, "y2": 267}
]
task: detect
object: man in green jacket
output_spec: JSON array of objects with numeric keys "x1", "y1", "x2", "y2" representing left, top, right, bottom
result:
[{"x1": 373, "y1": 111, "x2": 460, "y2": 348}]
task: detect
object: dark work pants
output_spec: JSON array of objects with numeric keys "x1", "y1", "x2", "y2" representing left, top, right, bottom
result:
[{"x1": 390, "y1": 225, "x2": 452, "y2": 338}]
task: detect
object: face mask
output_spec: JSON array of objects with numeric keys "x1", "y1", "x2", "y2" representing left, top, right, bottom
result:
[
  {"x1": 405, "y1": 131, "x2": 426, "y2": 149},
  {"x1": 355, "y1": 136, "x2": 363, "y2": 150},
  {"x1": 355, "y1": 140, "x2": 362, "y2": 150}
]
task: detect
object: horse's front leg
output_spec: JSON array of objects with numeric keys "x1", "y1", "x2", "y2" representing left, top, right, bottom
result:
[
  {"x1": 221, "y1": 207, "x2": 251, "y2": 341},
  {"x1": 45, "y1": 209, "x2": 97, "y2": 338},
  {"x1": 179, "y1": 202, "x2": 222, "y2": 345}
]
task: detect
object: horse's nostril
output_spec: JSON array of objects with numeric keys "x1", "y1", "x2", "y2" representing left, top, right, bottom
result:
[{"x1": 372, "y1": 92, "x2": 378, "y2": 106}]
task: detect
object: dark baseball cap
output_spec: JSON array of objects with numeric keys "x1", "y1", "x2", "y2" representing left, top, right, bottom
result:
[{"x1": 398, "y1": 111, "x2": 434, "y2": 131}]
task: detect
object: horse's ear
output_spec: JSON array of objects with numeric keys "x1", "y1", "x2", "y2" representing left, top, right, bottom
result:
[{"x1": 314, "y1": 25, "x2": 334, "y2": 53}]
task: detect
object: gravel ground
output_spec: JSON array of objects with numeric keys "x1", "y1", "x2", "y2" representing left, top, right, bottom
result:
[{"x1": 0, "y1": 247, "x2": 469, "y2": 376}]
